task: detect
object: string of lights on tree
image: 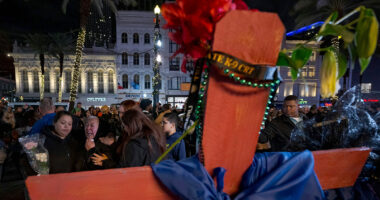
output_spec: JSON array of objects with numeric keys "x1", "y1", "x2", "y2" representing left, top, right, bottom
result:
[{"x1": 69, "y1": 27, "x2": 86, "y2": 103}]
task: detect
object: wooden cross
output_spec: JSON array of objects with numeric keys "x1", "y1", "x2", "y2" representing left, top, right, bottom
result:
[{"x1": 26, "y1": 11, "x2": 370, "y2": 199}]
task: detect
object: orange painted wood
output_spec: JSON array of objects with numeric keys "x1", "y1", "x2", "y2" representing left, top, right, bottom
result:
[
  {"x1": 26, "y1": 166, "x2": 176, "y2": 200},
  {"x1": 213, "y1": 10, "x2": 285, "y2": 66},
  {"x1": 202, "y1": 68, "x2": 270, "y2": 194},
  {"x1": 202, "y1": 10, "x2": 285, "y2": 195},
  {"x1": 312, "y1": 147, "x2": 371, "y2": 190}
]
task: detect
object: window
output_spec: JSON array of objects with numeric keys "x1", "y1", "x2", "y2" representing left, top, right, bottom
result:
[
  {"x1": 301, "y1": 68, "x2": 307, "y2": 78},
  {"x1": 309, "y1": 66, "x2": 315, "y2": 77},
  {"x1": 169, "y1": 39, "x2": 178, "y2": 53},
  {"x1": 122, "y1": 52, "x2": 128, "y2": 65},
  {"x1": 287, "y1": 68, "x2": 292, "y2": 77},
  {"x1": 299, "y1": 82, "x2": 317, "y2": 97},
  {"x1": 168, "y1": 77, "x2": 182, "y2": 90},
  {"x1": 88, "y1": 71, "x2": 94, "y2": 93},
  {"x1": 65, "y1": 71, "x2": 71, "y2": 93},
  {"x1": 122, "y1": 33, "x2": 128, "y2": 43},
  {"x1": 169, "y1": 57, "x2": 180, "y2": 71},
  {"x1": 186, "y1": 60, "x2": 194, "y2": 72},
  {"x1": 144, "y1": 33, "x2": 150, "y2": 44},
  {"x1": 98, "y1": 71, "x2": 104, "y2": 93},
  {"x1": 122, "y1": 74, "x2": 128, "y2": 88},
  {"x1": 145, "y1": 75, "x2": 150, "y2": 89},
  {"x1": 284, "y1": 82, "x2": 293, "y2": 96},
  {"x1": 144, "y1": 53, "x2": 150, "y2": 65},
  {"x1": 55, "y1": 70, "x2": 60, "y2": 93},
  {"x1": 133, "y1": 53, "x2": 139, "y2": 65},
  {"x1": 133, "y1": 33, "x2": 139, "y2": 43},
  {"x1": 33, "y1": 70, "x2": 39, "y2": 93},
  {"x1": 108, "y1": 70, "x2": 114, "y2": 93},
  {"x1": 133, "y1": 74, "x2": 140, "y2": 89},
  {"x1": 22, "y1": 70, "x2": 29, "y2": 93},
  {"x1": 167, "y1": 96, "x2": 187, "y2": 109},
  {"x1": 44, "y1": 70, "x2": 50, "y2": 93}
]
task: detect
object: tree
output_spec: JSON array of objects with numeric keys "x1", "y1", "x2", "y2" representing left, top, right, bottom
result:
[
  {"x1": 49, "y1": 32, "x2": 75, "y2": 102},
  {"x1": 25, "y1": 33, "x2": 50, "y2": 100},
  {"x1": 62, "y1": 0, "x2": 136, "y2": 111}
]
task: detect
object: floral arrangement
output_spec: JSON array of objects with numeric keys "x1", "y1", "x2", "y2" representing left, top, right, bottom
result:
[
  {"x1": 161, "y1": 0, "x2": 251, "y2": 72},
  {"x1": 19, "y1": 134, "x2": 49, "y2": 175},
  {"x1": 162, "y1": 0, "x2": 378, "y2": 99}
]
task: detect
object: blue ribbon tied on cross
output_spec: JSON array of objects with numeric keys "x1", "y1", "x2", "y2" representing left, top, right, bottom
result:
[{"x1": 151, "y1": 150, "x2": 325, "y2": 200}]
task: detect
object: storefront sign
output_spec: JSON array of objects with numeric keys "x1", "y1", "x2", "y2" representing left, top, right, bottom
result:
[
  {"x1": 180, "y1": 83, "x2": 191, "y2": 91},
  {"x1": 363, "y1": 99, "x2": 379, "y2": 102},
  {"x1": 299, "y1": 99, "x2": 308, "y2": 105},
  {"x1": 87, "y1": 97, "x2": 106, "y2": 102},
  {"x1": 125, "y1": 94, "x2": 153, "y2": 98}
]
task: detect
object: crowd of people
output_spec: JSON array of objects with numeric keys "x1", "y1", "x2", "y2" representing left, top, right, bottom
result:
[
  {"x1": 1, "y1": 95, "x2": 379, "y2": 179},
  {"x1": 0, "y1": 98, "x2": 187, "y2": 178}
]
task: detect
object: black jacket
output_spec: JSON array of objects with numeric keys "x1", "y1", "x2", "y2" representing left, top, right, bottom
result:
[
  {"x1": 119, "y1": 137, "x2": 161, "y2": 168},
  {"x1": 85, "y1": 139, "x2": 116, "y2": 170},
  {"x1": 259, "y1": 115, "x2": 307, "y2": 151},
  {"x1": 41, "y1": 126, "x2": 84, "y2": 174}
]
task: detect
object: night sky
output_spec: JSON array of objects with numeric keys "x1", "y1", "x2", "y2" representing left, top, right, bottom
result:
[{"x1": 0, "y1": 0, "x2": 378, "y2": 90}]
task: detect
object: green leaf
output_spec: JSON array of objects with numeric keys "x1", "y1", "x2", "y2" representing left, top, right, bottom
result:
[
  {"x1": 319, "y1": 24, "x2": 354, "y2": 45},
  {"x1": 359, "y1": 56, "x2": 372, "y2": 74},
  {"x1": 319, "y1": 11, "x2": 338, "y2": 34},
  {"x1": 291, "y1": 46, "x2": 313, "y2": 69},
  {"x1": 276, "y1": 51, "x2": 291, "y2": 66},
  {"x1": 291, "y1": 67, "x2": 299, "y2": 80},
  {"x1": 337, "y1": 53, "x2": 348, "y2": 79}
]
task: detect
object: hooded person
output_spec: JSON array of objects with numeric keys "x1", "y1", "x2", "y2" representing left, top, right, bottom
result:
[
  {"x1": 139, "y1": 99, "x2": 154, "y2": 120},
  {"x1": 84, "y1": 116, "x2": 115, "y2": 170},
  {"x1": 40, "y1": 111, "x2": 83, "y2": 174}
]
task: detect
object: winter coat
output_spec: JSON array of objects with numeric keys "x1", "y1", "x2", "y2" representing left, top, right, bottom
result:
[
  {"x1": 119, "y1": 137, "x2": 161, "y2": 168},
  {"x1": 258, "y1": 114, "x2": 308, "y2": 151},
  {"x1": 41, "y1": 126, "x2": 84, "y2": 174}
]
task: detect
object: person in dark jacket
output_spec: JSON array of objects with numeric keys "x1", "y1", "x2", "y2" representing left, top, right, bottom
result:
[
  {"x1": 83, "y1": 116, "x2": 115, "y2": 170},
  {"x1": 162, "y1": 112, "x2": 186, "y2": 161},
  {"x1": 139, "y1": 99, "x2": 154, "y2": 120},
  {"x1": 41, "y1": 111, "x2": 83, "y2": 174},
  {"x1": 92, "y1": 109, "x2": 166, "y2": 168},
  {"x1": 258, "y1": 95, "x2": 308, "y2": 151}
]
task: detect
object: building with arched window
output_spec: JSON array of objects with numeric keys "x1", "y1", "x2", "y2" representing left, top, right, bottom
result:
[
  {"x1": 12, "y1": 9, "x2": 195, "y2": 108},
  {"x1": 115, "y1": 11, "x2": 191, "y2": 106},
  {"x1": 11, "y1": 49, "x2": 118, "y2": 107}
]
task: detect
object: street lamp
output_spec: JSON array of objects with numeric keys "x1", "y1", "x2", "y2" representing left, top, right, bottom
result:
[{"x1": 153, "y1": 4, "x2": 162, "y2": 117}]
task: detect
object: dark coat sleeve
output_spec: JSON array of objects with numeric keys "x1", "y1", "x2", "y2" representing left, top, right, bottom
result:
[{"x1": 118, "y1": 140, "x2": 146, "y2": 168}]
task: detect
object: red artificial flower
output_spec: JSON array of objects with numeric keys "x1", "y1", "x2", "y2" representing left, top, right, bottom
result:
[{"x1": 162, "y1": 0, "x2": 251, "y2": 73}]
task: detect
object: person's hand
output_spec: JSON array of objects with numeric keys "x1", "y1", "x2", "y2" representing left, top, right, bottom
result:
[
  {"x1": 85, "y1": 138, "x2": 95, "y2": 151},
  {"x1": 91, "y1": 153, "x2": 108, "y2": 166},
  {"x1": 99, "y1": 137, "x2": 115, "y2": 146}
]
